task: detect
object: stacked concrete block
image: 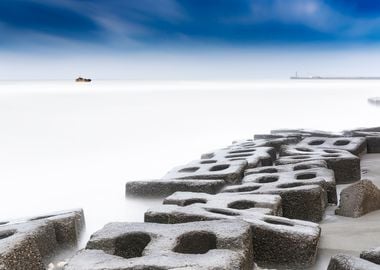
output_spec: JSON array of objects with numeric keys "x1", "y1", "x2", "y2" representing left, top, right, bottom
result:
[
  {"x1": 271, "y1": 128, "x2": 344, "y2": 138},
  {"x1": 335, "y1": 180, "x2": 380, "y2": 218},
  {"x1": 344, "y1": 130, "x2": 380, "y2": 153},
  {"x1": 277, "y1": 146, "x2": 360, "y2": 184},
  {"x1": 126, "y1": 178, "x2": 226, "y2": 197},
  {"x1": 244, "y1": 160, "x2": 337, "y2": 204},
  {"x1": 222, "y1": 165, "x2": 332, "y2": 221},
  {"x1": 63, "y1": 220, "x2": 254, "y2": 270},
  {"x1": 327, "y1": 254, "x2": 380, "y2": 270},
  {"x1": 231, "y1": 137, "x2": 295, "y2": 152},
  {"x1": 296, "y1": 136, "x2": 367, "y2": 156},
  {"x1": 0, "y1": 209, "x2": 84, "y2": 270},
  {"x1": 145, "y1": 193, "x2": 320, "y2": 269},
  {"x1": 201, "y1": 146, "x2": 276, "y2": 168},
  {"x1": 361, "y1": 246, "x2": 380, "y2": 265}
]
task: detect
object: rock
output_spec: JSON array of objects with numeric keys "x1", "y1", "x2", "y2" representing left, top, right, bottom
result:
[
  {"x1": 244, "y1": 160, "x2": 337, "y2": 204},
  {"x1": 201, "y1": 146, "x2": 276, "y2": 168},
  {"x1": 0, "y1": 209, "x2": 84, "y2": 270},
  {"x1": 125, "y1": 178, "x2": 226, "y2": 197},
  {"x1": 222, "y1": 164, "x2": 331, "y2": 222},
  {"x1": 64, "y1": 220, "x2": 254, "y2": 270},
  {"x1": 163, "y1": 159, "x2": 247, "y2": 184},
  {"x1": 145, "y1": 202, "x2": 320, "y2": 268},
  {"x1": 335, "y1": 180, "x2": 380, "y2": 218},
  {"x1": 296, "y1": 136, "x2": 367, "y2": 156},
  {"x1": 327, "y1": 254, "x2": 380, "y2": 270},
  {"x1": 277, "y1": 146, "x2": 360, "y2": 184},
  {"x1": 361, "y1": 246, "x2": 380, "y2": 265}
]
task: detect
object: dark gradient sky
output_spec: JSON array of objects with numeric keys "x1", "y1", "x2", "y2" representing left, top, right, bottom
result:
[{"x1": 2, "y1": 0, "x2": 380, "y2": 52}]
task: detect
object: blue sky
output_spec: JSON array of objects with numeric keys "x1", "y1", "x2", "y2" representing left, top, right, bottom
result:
[
  {"x1": 2, "y1": 0, "x2": 380, "y2": 51},
  {"x1": 2, "y1": 1, "x2": 380, "y2": 79}
]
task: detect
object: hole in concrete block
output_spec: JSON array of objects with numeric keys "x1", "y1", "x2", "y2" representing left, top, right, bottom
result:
[
  {"x1": 225, "y1": 186, "x2": 261, "y2": 192},
  {"x1": 264, "y1": 218, "x2": 294, "y2": 226},
  {"x1": 0, "y1": 222, "x2": 9, "y2": 226},
  {"x1": 30, "y1": 215, "x2": 55, "y2": 221},
  {"x1": 290, "y1": 156, "x2": 310, "y2": 160},
  {"x1": 296, "y1": 147, "x2": 313, "y2": 152},
  {"x1": 334, "y1": 140, "x2": 350, "y2": 146},
  {"x1": 277, "y1": 182, "x2": 305, "y2": 188},
  {"x1": 173, "y1": 231, "x2": 217, "y2": 254},
  {"x1": 225, "y1": 153, "x2": 253, "y2": 158},
  {"x1": 322, "y1": 154, "x2": 340, "y2": 158},
  {"x1": 178, "y1": 167, "x2": 200, "y2": 173},
  {"x1": 209, "y1": 164, "x2": 230, "y2": 171},
  {"x1": 0, "y1": 230, "x2": 16, "y2": 240},
  {"x1": 257, "y1": 168, "x2": 278, "y2": 173},
  {"x1": 293, "y1": 164, "x2": 312, "y2": 170},
  {"x1": 206, "y1": 208, "x2": 240, "y2": 216},
  {"x1": 114, "y1": 233, "x2": 151, "y2": 259},
  {"x1": 200, "y1": 160, "x2": 217, "y2": 164},
  {"x1": 229, "y1": 158, "x2": 246, "y2": 161},
  {"x1": 228, "y1": 200, "x2": 256, "y2": 210},
  {"x1": 308, "y1": 140, "x2": 325, "y2": 146},
  {"x1": 256, "y1": 175, "x2": 279, "y2": 183},
  {"x1": 296, "y1": 173, "x2": 317, "y2": 180},
  {"x1": 228, "y1": 149, "x2": 256, "y2": 154},
  {"x1": 324, "y1": 149, "x2": 339, "y2": 153},
  {"x1": 183, "y1": 199, "x2": 207, "y2": 206}
]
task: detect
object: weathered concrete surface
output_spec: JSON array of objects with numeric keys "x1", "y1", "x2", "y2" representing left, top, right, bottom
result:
[
  {"x1": 335, "y1": 180, "x2": 380, "y2": 218},
  {"x1": 278, "y1": 146, "x2": 360, "y2": 184},
  {"x1": 163, "y1": 159, "x2": 247, "y2": 184},
  {"x1": 64, "y1": 220, "x2": 254, "y2": 270},
  {"x1": 361, "y1": 246, "x2": 380, "y2": 265},
  {"x1": 344, "y1": 130, "x2": 380, "y2": 153},
  {"x1": 244, "y1": 160, "x2": 337, "y2": 204},
  {"x1": 125, "y1": 178, "x2": 226, "y2": 197},
  {"x1": 231, "y1": 137, "x2": 295, "y2": 152},
  {"x1": 223, "y1": 167, "x2": 330, "y2": 222},
  {"x1": 0, "y1": 209, "x2": 84, "y2": 270},
  {"x1": 271, "y1": 129, "x2": 344, "y2": 138},
  {"x1": 327, "y1": 254, "x2": 380, "y2": 270},
  {"x1": 296, "y1": 137, "x2": 367, "y2": 156},
  {"x1": 145, "y1": 204, "x2": 320, "y2": 269},
  {"x1": 306, "y1": 154, "x2": 380, "y2": 270},
  {"x1": 163, "y1": 192, "x2": 283, "y2": 216},
  {"x1": 201, "y1": 146, "x2": 276, "y2": 168}
]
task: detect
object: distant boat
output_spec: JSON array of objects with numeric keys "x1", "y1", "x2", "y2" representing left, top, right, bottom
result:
[{"x1": 75, "y1": 77, "x2": 92, "y2": 82}]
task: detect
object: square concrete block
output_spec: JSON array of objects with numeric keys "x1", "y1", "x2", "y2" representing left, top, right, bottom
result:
[
  {"x1": 328, "y1": 254, "x2": 380, "y2": 270},
  {"x1": 0, "y1": 209, "x2": 84, "y2": 270},
  {"x1": 125, "y1": 178, "x2": 226, "y2": 198},
  {"x1": 64, "y1": 220, "x2": 254, "y2": 270},
  {"x1": 296, "y1": 136, "x2": 367, "y2": 156},
  {"x1": 277, "y1": 146, "x2": 360, "y2": 184}
]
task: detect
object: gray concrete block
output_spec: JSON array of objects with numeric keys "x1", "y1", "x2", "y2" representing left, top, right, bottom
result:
[
  {"x1": 271, "y1": 129, "x2": 344, "y2": 138},
  {"x1": 244, "y1": 160, "x2": 337, "y2": 204},
  {"x1": 343, "y1": 130, "x2": 380, "y2": 153},
  {"x1": 201, "y1": 146, "x2": 276, "y2": 168},
  {"x1": 145, "y1": 204, "x2": 320, "y2": 269},
  {"x1": 336, "y1": 180, "x2": 380, "y2": 218},
  {"x1": 64, "y1": 220, "x2": 254, "y2": 270},
  {"x1": 361, "y1": 246, "x2": 380, "y2": 265},
  {"x1": 125, "y1": 178, "x2": 226, "y2": 198},
  {"x1": 328, "y1": 254, "x2": 380, "y2": 270},
  {"x1": 296, "y1": 136, "x2": 367, "y2": 156},
  {"x1": 277, "y1": 146, "x2": 360, "y2": 184},
  {"x1": 163, "y1": 159, "x2": 247, "y2": 184},
  {"x1": 0, "y1": 209, "x2": 84, "y2": 270}
]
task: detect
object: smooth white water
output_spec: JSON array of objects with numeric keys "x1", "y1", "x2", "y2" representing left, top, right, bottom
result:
[{"x1": 0, "y1": 80, "x2": 379, "y2": 267}]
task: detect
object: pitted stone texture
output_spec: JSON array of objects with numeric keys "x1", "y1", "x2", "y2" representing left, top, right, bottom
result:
[
  {"x1": 0, "y1": 209, "x2": 84, "y2": 270},
  {"x1": 244, "y1": 160, "x2": 337, "y2": 204},
  {"x1": 296, "y1": 137, "x2": 367, "y2": 156},
  {"x1": 253, "y1": 133, "x2": 304, "y2": 144},
  {"x1": 335, "y1": 180, "x2": 380, "y2": 218},
  {"x1": 277, "y1": 146, "x2": 360, "y2": 184},
  {"x1": 223, "y1": 167, "x2": 330, "y2": 222},
  {"x1": 163, "y1": 192, "x2": 283, "y2": 216},
  {"x1": 64, "y1": 220, "x2": 254, "y2": 270},
  {"x1": 145, "y1": 204, "x2": 320, "y2": 269},
  {"x1": 201, "y1": 146, "x2": 276, "y2": 168},
  {"x1": 271, "y1": 128, "x2": 344, "y2": 138},
  {"x1": 328, "y1": 254, "x2": 380, "y2": 270},
  {"x1": 361, "y1": 246, "x2": 380, "y2": 265},
  {"x1": 163, "y1": 159, "x2": 247, "y2": 184},
  {"x1": 344, "y1": 130, "x2": 380, "y2": 153},
  {"x1": 125, "y1": 179, "x2": 225, "y2": 197},
  {"x1": 231, "y1": 138, "x2": 294, "y2": 152}
]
